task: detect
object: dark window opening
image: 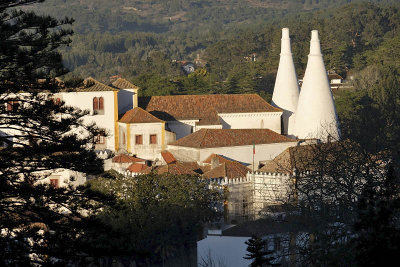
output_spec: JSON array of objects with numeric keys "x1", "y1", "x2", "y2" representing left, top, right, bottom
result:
[
  {"x1": 150, "y1": 134, "x2": 157, "y2": 144},
  {"x1": 135, "y1": 135, "x2": 143, "y2": 145}
]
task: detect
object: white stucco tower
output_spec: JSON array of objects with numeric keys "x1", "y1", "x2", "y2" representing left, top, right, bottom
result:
[
  {"x1": 293, "y1": 30, "x2": 340, "y2": 141},
  {"x1": 271, "y1": 28, "x2": 300, "y2": 136}
]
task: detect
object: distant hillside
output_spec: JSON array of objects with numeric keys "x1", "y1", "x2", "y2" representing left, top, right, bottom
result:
[{"x1": 20, "y1": 0, "x2": 400, "y2": 99}]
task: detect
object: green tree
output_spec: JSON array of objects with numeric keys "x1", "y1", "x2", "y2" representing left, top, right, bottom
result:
[
  {"x1": 244, "y1": 234, "x2": 277, "y2": 267},
  {"x1": 0, "y1": 1, "x2": 108, "y2": 265},
  {"x1": 85, "y1": 171, "x2": 222, "y2": 264}
]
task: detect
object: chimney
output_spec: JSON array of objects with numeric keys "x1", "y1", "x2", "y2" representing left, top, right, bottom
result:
[
  {"x1": 132, "y1": 88, "x2": 139, "y2": 109},
  {"x1": 293, "y1": 30, "x2": 340, "y2": 142},
  {"x1": 211, "y1": 156, "x2": 220, "y2": 169},
  {"x1": 271, "y1": 28, "x2": 300, "y2": 136}
]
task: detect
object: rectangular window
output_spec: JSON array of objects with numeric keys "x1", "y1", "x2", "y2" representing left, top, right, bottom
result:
[
  {"x1": 150, "y1": 134, "x2": 157, "y2": 144},
  {"x1": 94, "y1": 133, "x2": 105, "y2": 144},
  {"x1": 50, "y1": 179, "x2": 59, "y2": 188},
  {"x1": 135, "y1": 135, "x2": 143, "y2": 145}
]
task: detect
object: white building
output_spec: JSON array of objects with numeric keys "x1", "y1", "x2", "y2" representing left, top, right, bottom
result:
[
  {"x1": 117, "y1": 107, "x2": 175, "y2": 161},
  {"x1": 167, "y1": 128, "x2": 297, "y2": 166}
]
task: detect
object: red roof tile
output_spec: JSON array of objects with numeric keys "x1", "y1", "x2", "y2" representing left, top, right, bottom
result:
[
  {"x1": 111, "y1": 78, "x2": 138, "y2": 90},
  {"x1": 161, "y1": 151, "x2": 177, "y2": 164},
  {"x1": 127, "y1": 163, "x2": 149, "y2": 173},
  {"x1": 64, "y1": 77, "x2": 117, "y2": 92},
  {"x1": 169, "y1": 129, "x2": 296, "y2": 148},
  {"x1": 112, "y1": 154, "x2": 145, "y2": 163},
  {"x1": 156, "y1": 162, "x2": 199, "y2": 175},
  {"x1": 203, "y1": 154, "x2": 234, "y2": 164},
  {"x1": 203, "y1": 160, "x2": 250, "y2": 179},
  {"x1": 119, "y1": 107, "x2": 163, "y2": 124},
  {"x1": 140, "y1": 94, "x2": 281, "y2": 124}
]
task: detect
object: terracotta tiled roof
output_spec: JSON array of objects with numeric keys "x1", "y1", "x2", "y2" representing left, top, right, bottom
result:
[
  {"x1": 140, "y1": 94, "x2": 281, "y2": 124},
  {"x1": 119, "y1": 107, "x2": 163, "y2": 124},
  {"x1": 203, "y1": 160, "x2": 250, "y2": 179},
  {"x1": 258, "y1": 142, "x2": 341, "y2": 174},
  {"x1": 155, "y1": 162, "x2": 199, "y2": 175},
  {"x1": 112, "y1": 154, "x2": 145, "y2": 163},
  {"x1": 328, "y1": 73, "x2": 343, "y2": 80},
  {"x1": 203, "y1": 154, "x2": 234, "y2": 164},
  {"x1": 161, "y1": 151, "x2": 177, "y2": 164},
  {"x1": 169, "y1": 129, "x2": 296, "y2": 148},
  {"x1": 127, "y1": 163, "x2": 149, "y2": 173},
  {"x1": 66, "y1": 77, "x2": 117, "y2": 92},
  {"x1": 111, "y1": 78, "x2": 138, "y2": 90}
]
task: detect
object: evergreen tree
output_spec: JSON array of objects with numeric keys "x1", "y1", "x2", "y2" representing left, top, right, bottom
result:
[
  {"x1": 0, "y1": 1, "x2": 109, "y2": 265},
  {"x1": 244, "y1": 234, "x2": 278, "y2": 267}
]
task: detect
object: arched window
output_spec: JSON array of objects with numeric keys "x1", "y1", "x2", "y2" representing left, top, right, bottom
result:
[
  {"x1": 99, "y1": 97, "x2": 104, "y2": 110},
  {"x1": 93, "y1": 97, "x2": 99, "y2": 110}
]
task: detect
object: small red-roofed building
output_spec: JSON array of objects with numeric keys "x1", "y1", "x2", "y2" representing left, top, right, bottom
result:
[
  {"x1": 111, "y1": 153, "x2": 146, "y2": 171},
  {"x1": 118, "y1": 107, "x2": 176, "y2": 161}
]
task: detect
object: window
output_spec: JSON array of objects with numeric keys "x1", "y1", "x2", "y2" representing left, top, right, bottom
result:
[
  {"x1": 55, "y1": 98, "x2": 61, "y2": 105},
  {"x1": 7, "y1": 101, "x2": 19, "y2": 111},
  {"x1": 50, "y1": 178, "x2": 59, "y2": 188},
  {"x1": 94, "y1": 133, "x2": 105, "y2": 144},
  {"x1": 122, "y1": 133, "x2": 126, "y2": 145},
  {"x1": 99, "y1": 97, "x2": 104, "y2": 110},
  {"x1": 135, "y1": 135, "x2": 143, "y2": 145},
  {"x1": 150, "y1": 134, "x2": 157, "y2": 144},
  {"x1": 93, "y1": 97, "x2": 104, "y2": 114},
  {"x1": 93, "y1": 97, "x2": 99, "y2": 110}
]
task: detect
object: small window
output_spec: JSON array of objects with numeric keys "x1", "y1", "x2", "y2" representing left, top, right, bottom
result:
[
  {"x1": 122, "y1": 133, "x2": 126, "y2": 145},
  {"x1": 50, "y1": 179, "x2": 59, "y2": 188},
  {"x1": 135, "y1": 135, "x2": 143, "y2": 145},
  {"x1": 94, "y1": 133, "x2": 105, "y2": 144},
  {"x1": 150, "y1": 134, "x2": 157, "y2": 144},
  {"x1": 93, "y1": 97, "x2": 99, "y2": 110},
  {"x1": 99, "y1": 97, "x2": 104, "y2": 110},
  {"x1": 55, "y1": 98, "x2": 61, "y2": 105}
]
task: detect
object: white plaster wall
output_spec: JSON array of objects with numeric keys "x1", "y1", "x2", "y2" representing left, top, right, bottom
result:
[
  {"x1": 36, "y1": 168, "x2": 86, "y2": 188},
  {"x1": 218, "y1": 112, "x2": 282, "y2": 134},
  {"x1": 251, "y1": 172, "x2": 292, "y2": 215},
  {"x1": 118, "y1": 123, "x2": 127, "y2": 152},
  {"x1": 168, "y1": 142, "x2": 296, "y2": 165},
  {"x1": 194, "y1": 124, "x2": 223, "y2": 131},
  {"x1": 166, "y1": 146, "x2": 200, "y2": 162},
  {"x1": 128, "y1": 122, "x2": 164, "y2": 161},
  {"x1": 61, "y1": 91, "x2": 116, "y2": 151},
  {"x1": 197, "y1": 236, "x2": 251, "y2": 267},
  {"x1": 166, "y1": 120, "x2": 198, "y2": 139},
  {"x1": 164, "y1": 130, "x2": 176, "y2": 145},
  {"x1": 199, "y1": 142, "x2": 297, "y2": 165}
]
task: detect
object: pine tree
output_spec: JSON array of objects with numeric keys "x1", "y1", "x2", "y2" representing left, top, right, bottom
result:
[
  {"x1": 244, "y1": 234, "x2": 278, "y2": 267},
  {"x1": 0, "y1": 1, "x2": 109, "y2": 265}
]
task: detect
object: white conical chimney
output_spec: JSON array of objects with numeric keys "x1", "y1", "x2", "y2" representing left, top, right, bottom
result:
[
  {"x1": 271, "y1": 28, "x2": 300, "y2": 136},
  {"x1": 293, "y1": 30, "x2": 340, "y2": 142}
]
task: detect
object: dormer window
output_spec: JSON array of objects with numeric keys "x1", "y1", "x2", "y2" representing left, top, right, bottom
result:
[{"x1": 93, "y1": 97, "x2": 104, "y2": 115}]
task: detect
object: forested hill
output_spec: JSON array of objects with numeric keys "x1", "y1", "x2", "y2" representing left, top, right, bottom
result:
[{"x1": 24, "y1": 0, "x2": 400, "y2": 100}]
